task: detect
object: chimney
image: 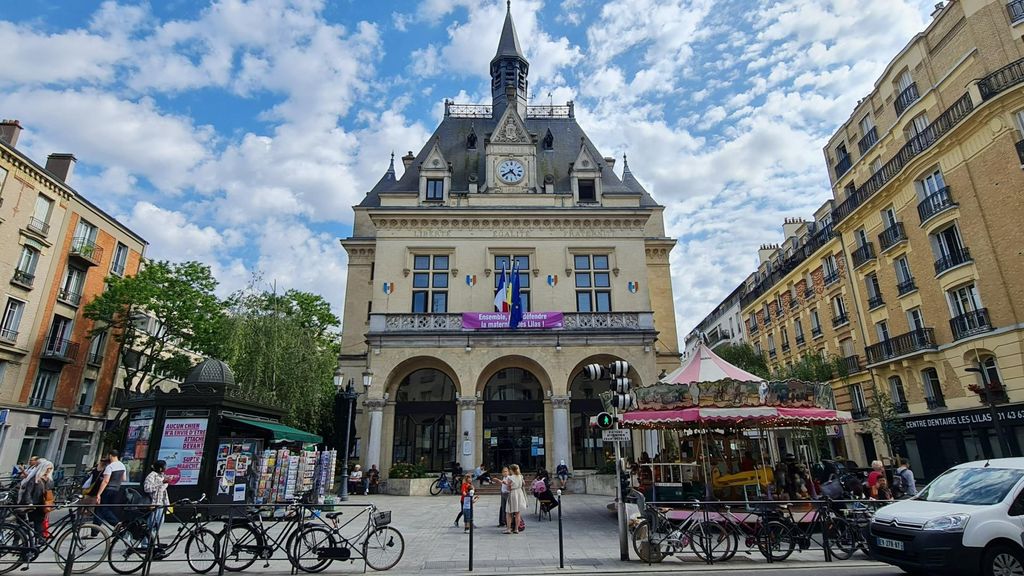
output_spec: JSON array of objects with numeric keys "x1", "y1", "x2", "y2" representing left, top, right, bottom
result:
[
  {"x1": 0, "y1": 119, "x2": 22, "y2": 147},
  {"x1": 401, "y1": 151, "x2": 415, "y2": 170},
  {"x1": 45, "y1": 153, "x2": 77, "y2": 183},
  {"x1": 603, "y1": 156, "x2": 615, "y2": 170}
]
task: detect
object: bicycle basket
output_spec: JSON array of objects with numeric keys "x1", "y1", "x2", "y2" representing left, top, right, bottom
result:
[{"x1": 372, "y1": 510, "x2": 392, "y2": 527}]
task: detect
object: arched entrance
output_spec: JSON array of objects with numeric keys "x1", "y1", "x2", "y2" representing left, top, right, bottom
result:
[
  {"x1": 391, "y1": 369, "x2": 456, "y2": 471},
  {"x1": 482, "y1": 368, "x2": 544, "y2": 472},
  {"x1": 569, "y1": 370, "x2": 609, "y2": 469}
]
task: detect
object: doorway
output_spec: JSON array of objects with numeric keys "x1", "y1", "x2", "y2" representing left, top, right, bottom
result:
[
  {"x1": 482, "y1": 368, "x2": 544, "y2": 472},
  {"x1": 860, "y1": 433, "x2": 877, "y2": 466}
]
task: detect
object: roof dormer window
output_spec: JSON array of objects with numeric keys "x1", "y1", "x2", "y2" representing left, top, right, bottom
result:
[
  {"x1": 426, "y1": 178, "x2": 444, "y2": 201},
  {"x1": 542, "y1": 129, "x2": 553, "y2": 151}
]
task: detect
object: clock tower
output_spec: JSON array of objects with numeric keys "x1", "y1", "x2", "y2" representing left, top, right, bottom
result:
[{"x1": 485, "y1": 103, "x2": 536, "y2": 192}]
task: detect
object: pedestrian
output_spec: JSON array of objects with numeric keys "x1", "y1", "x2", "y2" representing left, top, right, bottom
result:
[
  {"x1": 497, "y1": 466, "x2": 510, "y2": 527},
  {"x1": 349, "y1": 465, "x2": 364, "y2": 495},
  {"x1": 366, "y1": 465, "x2": 380, "y2": 494},
  {"x1": 556, "y1": 460, "x2": 570, "y2": 490},
  {"x1": 872, "y1": 477, "x2": 893, "y2": 501},
  {"x1": 80, "y1": 457, "x2": 107, "y2": 516},
  {"x1": 504, "y1": 464, "x2": 527, "y2": 534},
  {"x1": 453, "y1": 474, "x2": 473, "y2": 526},
  {"x1": 143, "y1": 460, "x2": 171, "y2": 544},
  {"x1": 94, "y1": 449, "x2": 127, "y2": 527},
  {"x1": 18, "y1": 458, "x2": 54, "y2": 542},
  {"x1": 461, "y1": 484, "x2": 479, "y2": 533},
  {"x1": 473, "y1": 463, "x2": 491, "y2": 485},
  {"x1": 866, "y1": 460, "x2": 884, "y2": 488},
  {"x1": 895, "y1": 458, "x2": 917, "y2": 497}
]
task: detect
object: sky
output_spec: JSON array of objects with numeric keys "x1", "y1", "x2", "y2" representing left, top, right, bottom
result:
[{"x1": 0, "y1": 0, "x2": 938, "y2": 346}]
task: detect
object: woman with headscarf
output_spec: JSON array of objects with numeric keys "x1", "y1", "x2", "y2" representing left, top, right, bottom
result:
[{"x1": 19, "y1": 458, "x2": 54, "y2": 540}]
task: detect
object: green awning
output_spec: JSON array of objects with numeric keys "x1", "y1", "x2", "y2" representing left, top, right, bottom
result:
[{"x1": 227, "y1": 417, "x2": 322, "y2": 444}]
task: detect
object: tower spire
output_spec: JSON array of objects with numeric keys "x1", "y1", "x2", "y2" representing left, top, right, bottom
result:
[
  {"x1": 490, "y1": 0, "x2": 529, "y2": 118},
  {"x1": 386, "y1": 151, "x2": 396, "y2": 177}
]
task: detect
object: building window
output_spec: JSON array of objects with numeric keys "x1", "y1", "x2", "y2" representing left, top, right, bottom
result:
[
  {"x1": 767, "y1": 334, "x2": 776, "y2": 358},
  {"x1": 875, "y1": 320, "x2": 890, "y2": 343},
  {"x1": 888, "y1": 376, "x2": 908, "y2": 412},
  {"x1": 918, "y1": 167, "x2": 946, "y2": 199},
  {"x1": 851, "y1": 384, "x2": 868, "y2": 419},
  {"x1": 978, "y1": 356, "x2": 1002, "y2": 388},
  {"x1": 1, "y1": 298, "x2": 25, "y2": 343},
  {"x1": 78, "y1": 378, "x2": 96, "y2": 413},
  {"x1": 412, "y1": 255, "x2": 449, "y2": 313},
  {"x1": 577, "y1": 179, "x2": 596, "y2": 202},
  {"x1": 831, "y1": 296, "x2": 848, "y2": 326},
  {"x1": 29, "y1": 195, "x2": 53, "y2": 235},
  {"x1": 73, "y1": 219, "x2": 98, "y2": 244},
  {"x1": 907, "y1": 308, "x2": 925, "y2": 332},
  {"x1": 780, "y1": 326, "x2": 789, "y2": 351},
  {"x1": 425, "y1": 178, "x2": 444, "y2": 201},
  {"x1": 794, "y1": 319, "x2": 805, "y2": 344},
  {"x1": 18, "y1": 428, "x2": 52, "y2": 464},
  {"x1": 29, "y1": 369, "x2": 60, "y2": 409},
  {"x1": 494, "y1": 254, "x2": 530, "y2": 312},
  {"x1": 810, "y1": 308, "x2": 822, "y2": 336},
  {"x1": 574, "y1": 254, "x2": 611, "y2": 312},
  {"x1": 823, "y1": 254, "x2": 839, "y2": 285},
  {"x1": 14, "y1": 245, "x2": 39, "y2": 287},
  {"x1": 59, "y1": 266, "x2": 87, "y2": 306},
  {"x1": 932, "y1": 223, "x2": 969, "y2": 273},
  {"x1": 865, "y1": 273, "x2": 883, "y2": 309},
  {"x1": 111, "y1": 243, "x2": 129, "y2": 276},
  {"x1": 922, "y1": 367, "x2": 945, "y2": 408},
  {"x1": 947, "y1": 283, "x2": 981, "y2": 317},
  {"x1": 87, "y1": 331, "x2": 107, "y2": 365},
  {"x1": 894, "y1": 256, "x2": 915, "y2": 295},
  {"x1": 754, "y1": 342, "x2": 762, "y2": 356}
]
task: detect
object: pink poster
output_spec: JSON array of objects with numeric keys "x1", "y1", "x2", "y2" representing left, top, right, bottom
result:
[{"x1": 462, "y1": 312, "x2": 564, "y2": 329}]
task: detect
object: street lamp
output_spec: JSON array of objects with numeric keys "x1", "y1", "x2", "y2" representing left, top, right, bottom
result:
[{"x1": 966, "y1": 363, "x2": 1013, "y2": 457}]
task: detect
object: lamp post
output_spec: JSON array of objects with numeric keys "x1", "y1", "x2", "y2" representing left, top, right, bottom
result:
[{"x1": 337, "y1": 368, "x2": 373, "y2": 501}]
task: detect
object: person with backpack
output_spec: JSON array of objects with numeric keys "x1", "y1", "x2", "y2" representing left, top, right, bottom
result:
[{"x1": 894, "y1": 458, "x2": 917, "y2": 497}]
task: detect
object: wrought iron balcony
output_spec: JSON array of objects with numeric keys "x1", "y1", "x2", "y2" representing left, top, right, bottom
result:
[
  {"x1": 894, "y1": 82, "x2": 920, "y2": 116},
  {"x1": 934, "y1": 247, "x2": 972, "y2": 275},
  {"x1": 866, "y1": 328, "x2": 936, "y2": 364},
  {"x1": 781, "y1": 341, "x2": 790, "y2": 352},
  {"x1": 369, "y1": 312, "x2": 655, "y2": 342},
  {"x1": 811, "y1": 326, "x2": 823, "y2": 338},
  {"x1": 852, "y1": 408, "x2": 870, "y2": 421},
  {"x1": 768, "y1": 349, "x2": 777, "y2": 359},
  {"x1": 823, "y1": 271, "x2": 840, "y2": 286},
  {"x1": 878, "y1": 222, "x2": 907, "y2": 252},
  {"x1": 11, "y1": 269, "x2": 34, "y2": 288},
  {"x1": 897, "y1": 278, "x2": 917, "y2": 296},
  {"x1": 980, "y1": 56, "x2": 1024, "y2": 100},
  {"x1": 0, "y1": 327, "x2": 17, "y2": 343},
  {"x1": 789, "y1": 298, "x2": 798, "y2": 310},
  {"x1": 841, "y1": 355, "x2": 863, "y2": 374},
  {"x1": 893, "y1": 401, "x2": 909, "y2": 414},
  {"x1": 26, "y1": 217, "x2": 50, "y2": 236},
  {"x1": 795, "y1": 334, "x2": 806, "y2": 346},
  {"x1": 76, "y1": 404, "x2": 92, "y2": 415},
  {"x1": 58, "y1": 288, "x2": 82, "y2": 306},
  {"x1": 764, "y1": 314, "x2": 772, "y2": 326},
  {"x1": 832, "y1": 312, "x2": 850, "y2": 328},
  {"x1": 926, "y1": 396, "x2": 946, "y2": 410},
  {"x1": 867, "y1": 295, "x2": 885, "y2": 310},
  {"x1": 950, "y1": 308, "x2": 993, "y2": 340},
  {"x1": 29, "y1": 397, "x2": 54, "y2": 409},
  {"x1": 87, "y1": 351, "x2": 104, "y2": 366},
  {"x1": 42, "y1": 338, "x2": 79, "y2": 362},
  {"x1": 834, "y1": 154, "x2": 853, "y2": 178},
  {"x1": 804, "y1": 287, "x2": 815, "y2": 299},
  {"x1": 858, "y1": 127, "x2": 879, "y2": 154},
  {"x1": 852, "y1": 242, "x2": 876, "y2": 269},
  {"x1": 1011, "y1": 0, "x2": 1024, "y2": 23},
  {"x1": 69, "y1": 237, "x2": 103, "y2": 266},
  {"x1": 775, "y1": 307, "x2": 785, "y2": 319},
  {"x1": 918, "y1": 187, "x2": 958, "y2": 224},
  {"x1": 749, "y1": 322, "x2": 759, "y2": 334}
]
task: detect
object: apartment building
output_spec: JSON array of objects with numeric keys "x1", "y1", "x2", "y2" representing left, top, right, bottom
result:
[
  {"x1": 682, "y1": 283, "x2": 746, "y2": 362},
  {"x1": 0, "y1": 120, "x2": 147, "y2": 475},
  {"x1": 738, "y1": 209, "x2": 878, "y2": 464},
  {"x1": 819, "y1": 0, "x2": 1024, "y2": 480}
]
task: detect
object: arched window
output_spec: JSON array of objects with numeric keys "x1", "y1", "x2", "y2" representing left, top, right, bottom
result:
[
  {"x1": 482, "y1": 368, "x2": 544, "y2": 472},
  {"x1": 570, "y1": 371, "x2": 609, "y2": 469}
]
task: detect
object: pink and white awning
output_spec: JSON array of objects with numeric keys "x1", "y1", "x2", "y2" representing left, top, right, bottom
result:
[
  {"x1": 621, "y1": 406, "x2": 852, "y2": 428},
  {"x1": 663, "y1": 343, "x2": 765, "y2": 385}
]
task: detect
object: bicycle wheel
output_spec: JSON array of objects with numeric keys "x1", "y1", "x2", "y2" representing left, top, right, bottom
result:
[
  {"x1": 362, "y1": 526, "x2": 404, "y2": 571},
  {"x1": 106, "y1": 527, "x2": 148, "y2": 575},
  {"x1": 629, "y1": 520, "x2": 665, "y2": 563},
  {"x1": 719, "y1": 527, "x2": 740, "y2": 562},
  {"x1": 185, "y1": 528, "x2": 219, "y2": 574},
  {"x1": 0, "y1": 523, "x2": 29, "y2": 575},
  {"x1": 758, "y1": 520, "x2": 796, "y2": 562},
  {"x1": 54, "y1": 522, "x2": 112, "y2": 573},
  {"x1": 826, "y1": 518, "x2": 858, "y2": 560},
  {"x1": 221, "y1": 523, "x2": 262, "y2": 572},
  {"x1": 288, "y1": 525, "x2": 335, "y2": 573},
  {"x1": 689, "y1": 521, "x2": 730, "y2": 562},
  {"x1": 429, "y1": 479, "x2": 442, "y2": 496}
]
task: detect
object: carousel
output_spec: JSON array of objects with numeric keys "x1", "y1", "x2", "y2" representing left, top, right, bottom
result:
[{"x1": 621, "y1": 343, "x2": 851, "y2": 503}]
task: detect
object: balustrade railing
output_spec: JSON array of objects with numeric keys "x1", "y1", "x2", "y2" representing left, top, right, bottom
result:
[{"x1": 865, "y1": 328, "x2": 936, "y2": 364}]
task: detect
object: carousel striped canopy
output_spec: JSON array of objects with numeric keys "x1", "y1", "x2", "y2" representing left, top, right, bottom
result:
[{"x1": 662, "y1": 343, "x2": 765, "y2": 385}]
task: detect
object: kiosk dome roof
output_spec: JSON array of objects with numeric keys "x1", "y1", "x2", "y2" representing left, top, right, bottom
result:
[{"x1": 184, "y1": 358, "x2": 236, "y2": 388}]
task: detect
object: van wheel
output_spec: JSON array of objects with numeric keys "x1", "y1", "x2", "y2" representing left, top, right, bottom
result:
[{"x1": 984, "y1": 545, "x2": 1024, "y2": 576}]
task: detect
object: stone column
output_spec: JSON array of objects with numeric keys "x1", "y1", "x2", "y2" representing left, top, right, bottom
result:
[
  {"x1": 458, "y1": 396, "x2": 478, "y2": 471},
  {"x1": 363, "y1": 398, "x2": 387, "y2": 470},
  {"x1": 551, "y1": 395, "x2": 572, "y2": 469}
]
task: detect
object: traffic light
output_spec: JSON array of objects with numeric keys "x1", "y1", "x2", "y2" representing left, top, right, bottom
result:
[
  {"x1": 595, "y1": 412, "x2": 614, "y2": 429},
  {"x1": 611, "y1": 393, "x2": 637, "y2": 410},
  {"x1": 583, "y1": 363, "x2": 606, "y2": 381}
]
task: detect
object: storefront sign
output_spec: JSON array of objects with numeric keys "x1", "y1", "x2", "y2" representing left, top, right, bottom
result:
[
  {"x1": 905, "y1": 405, "x2": 1024, "y2": 431},
  {"x1": 37, "y1": 414, "x2": 53, "y2": 428},
  {"x1": 157, "y1": 418, "x2": 208, "y2": 485},
  {"x1": 462, "y1": 311, "x2": 564, "y2": 329}
]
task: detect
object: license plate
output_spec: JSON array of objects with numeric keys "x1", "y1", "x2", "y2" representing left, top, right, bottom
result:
[{"x1": 877, "y1": 537, "x2": 905, "y2": 551}]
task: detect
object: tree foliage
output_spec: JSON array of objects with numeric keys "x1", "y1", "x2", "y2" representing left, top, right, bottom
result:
[
  {"x1": 220, "y1": 288, "x2": 341, "y2": 436},
  {"x1": 773, "y1": 353, "x2": 844, "y2": 382},
  {"x1": 84, "y1": 260, "x2": 226, "y2": 394},
  {"x1": 714, "y1": 343, "x2": 770, "y2": 379}
]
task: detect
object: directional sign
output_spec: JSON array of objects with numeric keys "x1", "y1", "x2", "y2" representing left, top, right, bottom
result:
[{"x1": 602, "y1": 429, "x2": 631, "y2": 442}]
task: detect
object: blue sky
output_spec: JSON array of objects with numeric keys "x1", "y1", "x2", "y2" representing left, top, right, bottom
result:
[{"x1": 0, "y1": 0, "x2": 937, "y2": 343}]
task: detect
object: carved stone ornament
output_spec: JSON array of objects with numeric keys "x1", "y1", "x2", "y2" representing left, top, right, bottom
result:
[
  {"x1": 550, "y1": 395, "x2": 571, "y2": 409},
  {"x1": 491, "y1": 115, "x2": 527, "y2": 143},
  {"x1": 457, "y1": 396, "x2": 479, "y2": 409},
  {"x1": 364, "y1": 397, "x2": 388, "y2": 410}
]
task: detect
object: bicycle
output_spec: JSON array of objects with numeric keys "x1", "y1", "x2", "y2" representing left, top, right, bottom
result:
[
  {"x1": 429, "y1": 472, "x2": 458, "y2": 496},
  {"x1": 105, "y1": 494, "x2": 218, "y2": 575},
  {"x1": 757, "y1": 499, "x2": 852, "y2": 561},
  {"x1": 217, "y1": 495, "x2": 317, "y2": 572},
  {"x1": 0, "y1": 497, "x2": 111, "y2": 575},
  {"x1": 628, "y1": 493, "x2": 729, "y2": 564},
  {"x1": 713, "y1": 502, "x2": 786, "y2": 561},
  {"x1": 289, "y1": 502, "x2": 404, "y2": 572}
]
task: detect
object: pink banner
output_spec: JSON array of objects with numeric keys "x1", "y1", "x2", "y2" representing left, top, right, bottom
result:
[{"x1": 462, "y1": 311, "x2": 564, "y2": 329}]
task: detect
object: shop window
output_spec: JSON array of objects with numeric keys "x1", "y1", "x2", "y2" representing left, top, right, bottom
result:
[{"x1": 18, "y1": 428, "x2": 52, "y2": 464}]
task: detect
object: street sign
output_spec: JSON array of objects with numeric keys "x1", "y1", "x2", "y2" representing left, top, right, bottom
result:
[{"x1": 602, "y1": 429, "x2": 630, "y2": 442}]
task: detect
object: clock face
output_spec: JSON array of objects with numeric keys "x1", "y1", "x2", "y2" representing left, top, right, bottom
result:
[{"x1": 497, "y1": 159, "x2": 525, "y2": 184}]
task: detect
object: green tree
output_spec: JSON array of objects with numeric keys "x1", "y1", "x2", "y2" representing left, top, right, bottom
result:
[
  {"x1": 84, "y1": 260, "x2": 226, "y2": 394},
  {"x1": 714, "y1": 342, "x2": 770, "y2": 379},
  {"x1": 220, "y1": 288, "x2": 340, "y2": 437},
  {"x1": 773, "y1": 353, "x2": 844, "y2": 382}
]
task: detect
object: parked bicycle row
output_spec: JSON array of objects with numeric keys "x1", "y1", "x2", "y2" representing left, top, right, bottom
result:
[
  {"x1": 626, "y1": 491, "x2": 888, "y2": 565},
  {"x1": 0, "y1": 497, "x2": 404, "y2": 574}
]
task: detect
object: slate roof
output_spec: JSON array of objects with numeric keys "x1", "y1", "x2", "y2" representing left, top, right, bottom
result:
[{"x1": 494, "y1": 1, "x2": 525, "y2": 61}]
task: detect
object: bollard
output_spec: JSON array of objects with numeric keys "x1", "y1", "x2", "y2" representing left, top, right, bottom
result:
[
  {"x1": 468, "y1": 489, "x2": 474, "y2": 572},
  {"x1": 556, "y1": 490, "x2": 564, "y2": 569}
]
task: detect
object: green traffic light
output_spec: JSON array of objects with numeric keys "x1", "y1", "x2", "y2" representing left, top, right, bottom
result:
[{"x1": 596, "y1": 412, "x2": 613, "y2": 429}]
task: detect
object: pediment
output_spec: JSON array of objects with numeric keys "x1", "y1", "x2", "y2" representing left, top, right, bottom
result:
[
  {"x1": 421, "y1": 140, "x2": 449, "y2": 172},
  {"x1": 572, "y1": 139, "x2": 600, "y2": 173},
  {"x1": 490, "y1": 105, "x2": 530, "y2": 145}
]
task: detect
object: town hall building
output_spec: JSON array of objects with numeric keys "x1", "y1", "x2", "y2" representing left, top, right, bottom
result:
[{"x1": 338, "y1": 5, "x2": 681, "y2": 476}]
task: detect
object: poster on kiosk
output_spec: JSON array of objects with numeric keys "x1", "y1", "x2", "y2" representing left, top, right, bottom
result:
[{"x1": 156, "y1": 418, "x2": 208, "y2": 486}]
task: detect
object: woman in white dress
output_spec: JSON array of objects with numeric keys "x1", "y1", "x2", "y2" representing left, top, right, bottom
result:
[{"x1": 504, "y1": 464, "x2": 528, "y2": 534}]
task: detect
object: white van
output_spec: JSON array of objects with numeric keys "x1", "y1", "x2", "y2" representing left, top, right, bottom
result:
[{"x1": 869, "y1": 458, "x2": 1024, "y2": 576}]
